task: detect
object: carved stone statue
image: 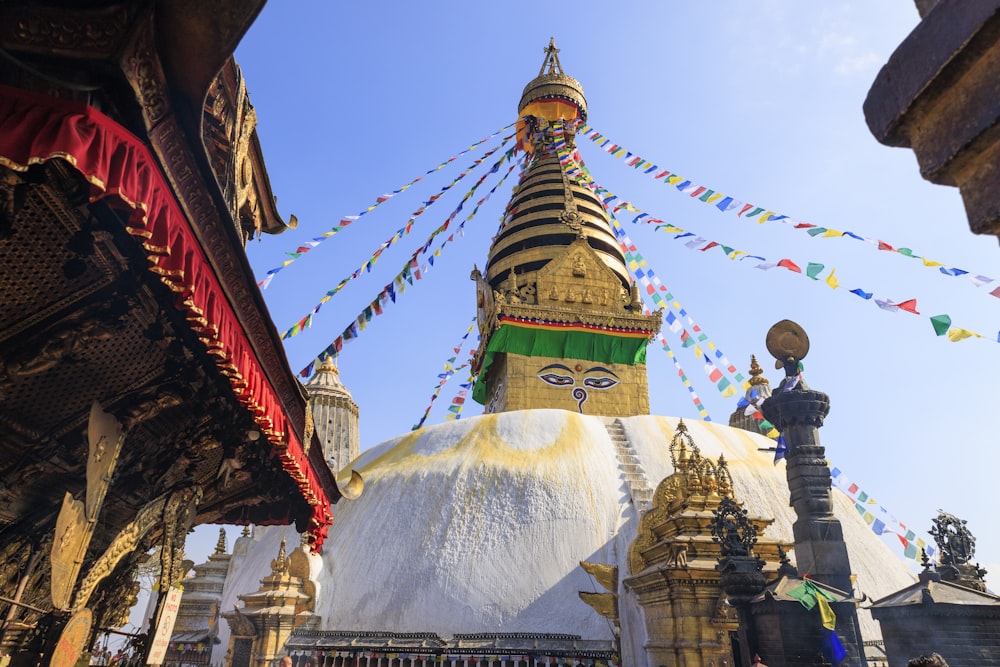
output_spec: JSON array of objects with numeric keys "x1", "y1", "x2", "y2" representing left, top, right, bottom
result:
[{"x1": 710, "y1": 496, "x2": 757, "y2": 558}]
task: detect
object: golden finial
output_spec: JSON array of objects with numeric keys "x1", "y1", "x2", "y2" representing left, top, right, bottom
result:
[
  {"x1": 519, "y1": 39, "x2": 587, "y2": 120},
  {"x1": 716, "y1": 455, "x2": 734, "y2": 497},
  {"x1": 270, "y1": 537, "x2": 289, "y2": 575},
  {"x1": 214, "y1": 527, "x2": 227, "y2": 555},
  {"x1": 748, "y1": 354, "x2": 769, "y2": 386},
  {"x1": 670, "y1": 419, "x2": 700, "y2": 469},
  {"x1": 241, "y1": 524, "x2": 251, "y2": 538},
  {"x1": 318, "y1": 356, "x2": 338, "y2": 374}
]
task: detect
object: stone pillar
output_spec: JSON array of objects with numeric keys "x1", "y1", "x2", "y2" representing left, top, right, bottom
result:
[
  {"x1": 759, "y1": 381, "x2": 852, "y2": 594},
  {"x1": 759, "y1": 321, "x2": 866, "y2": 667}
]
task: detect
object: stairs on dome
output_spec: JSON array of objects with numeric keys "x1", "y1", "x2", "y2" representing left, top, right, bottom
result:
[{"x1": 604, "y1": 418, "x2": 653, "y2": 513}]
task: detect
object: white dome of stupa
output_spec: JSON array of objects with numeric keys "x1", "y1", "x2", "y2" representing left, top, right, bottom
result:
[{"x1": 234, "y1": 409, "x2": 914, "y2": 664}]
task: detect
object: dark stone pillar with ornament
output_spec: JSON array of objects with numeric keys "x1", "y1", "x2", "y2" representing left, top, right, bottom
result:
[{"x1": 759, "y1": 320, "x2": 866, "y2": 666}]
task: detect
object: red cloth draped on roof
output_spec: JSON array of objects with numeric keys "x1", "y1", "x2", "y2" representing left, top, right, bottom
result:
[{"x1": 0, "y1": 84, "x2": 331, "y2": 548}]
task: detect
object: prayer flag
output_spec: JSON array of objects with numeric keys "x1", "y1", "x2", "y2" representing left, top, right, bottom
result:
[{"x1": 947, "y1": 328, "x2": 977, "y2": 342}]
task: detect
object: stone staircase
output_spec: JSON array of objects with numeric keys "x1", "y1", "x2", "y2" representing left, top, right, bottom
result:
[{"x1": 604, "y1": 418, "x2": 654, "y2": 513}]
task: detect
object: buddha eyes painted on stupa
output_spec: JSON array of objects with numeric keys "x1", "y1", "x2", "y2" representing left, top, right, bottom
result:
[{"x1": 537, "y1": 363, "x2": 620, "y2": 412}]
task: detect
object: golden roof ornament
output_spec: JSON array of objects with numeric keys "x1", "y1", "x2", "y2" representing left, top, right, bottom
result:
[
  {"x1": 518, "y1": 37, "x2": 587, "y2": 121},
  {"x1": 270, "y1": 537, "x2": 289, "y2": 575},
  {"x1": 241, "y1": 525, "x2": 251, "y2": 538},
  {"x1": 318, "y1": 355, "x2": 338, "y2": 374},
  {"x1": 747, "y1": 354, "x2": 769, "y2": 387},
  {"x1": 214, "y1": 527, "x2": 227, "y2": 555}
]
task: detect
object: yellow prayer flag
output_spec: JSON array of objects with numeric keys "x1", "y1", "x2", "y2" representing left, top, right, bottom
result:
[
  {"x1": 825, "y1": 268, "x2": 839, "y2": 290},
  {"x1": 822, "y1": 229, "x2": 843, "y2": 238},
  {"x1": 721, "y1": 385, "x2": 738, "y2": 398},
  {"x1": 922, "y1": 258, "x2": 943, "y2": 267},
  {"x1": 816, "y1": 592, "x2": 837, "y2": 631},
  {"x1": 705, "y1": 193, "x2": 723, "y2": 204},
  {"x1": 947, "y1": 328, "x2": 978, "y2": 342}
]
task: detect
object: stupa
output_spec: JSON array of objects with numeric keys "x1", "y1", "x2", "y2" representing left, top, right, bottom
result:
[{"x1": 218, "y1": 41, "x2": 916, "y2": 667}]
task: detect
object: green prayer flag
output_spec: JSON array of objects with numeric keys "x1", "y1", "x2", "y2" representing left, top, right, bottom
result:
[
  {"x1": 930, "y1": 314, "x2": 952, "y2": 336},
  {"x1": 806, "y1": 263, "x2": 824, "y2": 280},
  {"x1": 786, "y1": 583, "x2": 817, "y2": 610}
]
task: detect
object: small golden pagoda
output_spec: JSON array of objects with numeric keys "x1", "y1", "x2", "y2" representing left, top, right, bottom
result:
[
  {"x1": 471, "y1": 39, "x2": 661, "y2": 416},
  {"x1": 625, "y1": 420, "x2": 791, "y2": 667}
]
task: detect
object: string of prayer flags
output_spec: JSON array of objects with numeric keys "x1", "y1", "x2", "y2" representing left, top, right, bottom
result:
[
  {"x1": 549, "y1": 124, "x2": 720, "y2": 419},
  {"x1": 551, "y1": 124, "x2": 750, "y2": 401},
  {"x1": 648, "y1": 307, "x2": 711, "y2": 421},
  {"x1": 258, "y1": 123, "x2": 515, "y2": 289},
  {"x1": 298, "y1": 160, "x2": 518, "y2": 378},
  {"x1": 282, "y1": 151, "x2": 515, "y2": 340},
  {"x1": 444, "y1": 369, "x2": 476, "y2": 422},
  {"x1": 412, "y1": 320, "x2": 477, "y2": 430},
  {"x1": 557, "y1": 148, "x2": 997, "y2": 348},
  {"x1": 830, "y1": 466, "x2": 936, "y2": 560},
  {"x1": 578, "y1": 124, "x2": 1000, "y2": 298}
]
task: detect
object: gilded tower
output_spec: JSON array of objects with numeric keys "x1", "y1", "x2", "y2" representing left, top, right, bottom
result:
[
  {"x1": 304, "y1": 357, "x2": 359, "y2": 472},
  {"x1": 471, "y1": 39, "x2": 661, "y2": 416}
]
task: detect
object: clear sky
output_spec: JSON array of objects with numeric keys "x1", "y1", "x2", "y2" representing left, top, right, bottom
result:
[{"x1": 183, "y1": 2, "x2": 998, "y2": 592}]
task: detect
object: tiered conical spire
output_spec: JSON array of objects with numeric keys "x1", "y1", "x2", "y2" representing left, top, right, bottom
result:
[
  {"x1": 471, "y1": 42, "x2": 661, "y2": 417},
  {"x1": 305, "y1": 355, "x2": 359, "y2": 472}
]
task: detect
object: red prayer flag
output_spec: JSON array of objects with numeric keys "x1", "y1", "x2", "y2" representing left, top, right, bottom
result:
[
  {"x1": 897, "y1": 299, "x2": 919, "y2": 314},
  {"x1": 777, "y1": 259, "x2": 802, "y2": 273},
  {"x1": 877, "y1": 240, "x2": 895, "y2": 251}
]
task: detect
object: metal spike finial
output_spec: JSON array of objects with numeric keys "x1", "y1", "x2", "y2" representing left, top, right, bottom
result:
[
  {"x1": 539, "y1": 37, "x2": 565, "y2": 77},
  {"x1": 241, "y1": 524, "x2": 251, "y2": 538},
  {"x1": 214, "y1": 527, "x2": 227, "y2": 555}
]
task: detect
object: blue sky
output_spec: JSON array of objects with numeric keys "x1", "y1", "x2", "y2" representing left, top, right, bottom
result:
[{"x1": 183, "y1": 3, "x2": 998, "y2": 590}]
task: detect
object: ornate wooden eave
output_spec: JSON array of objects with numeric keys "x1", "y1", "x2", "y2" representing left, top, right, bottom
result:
[{"x1": 0, "y1": 4, "x2": 341, "y2": 648}]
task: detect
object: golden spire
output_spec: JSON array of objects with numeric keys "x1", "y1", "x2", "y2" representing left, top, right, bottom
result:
[
  {"x1": 241, "y1": 524, "x2": 251, "y2": 538},
  {"x1": 270, "y1": 537, "x2": 289, "y2": 575},
  {"x1": 318, "y1": 355, "x2": 338, "y2": 374},
  {"x1": 748, "y1": 354, "x2": 769, "y2": 386},
  {"x1": 518, "y1": 38, "x2": 587, "y2": 120},
  {"x1": 214, "y1": 527, "x2": 227, "y2": 555}
]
